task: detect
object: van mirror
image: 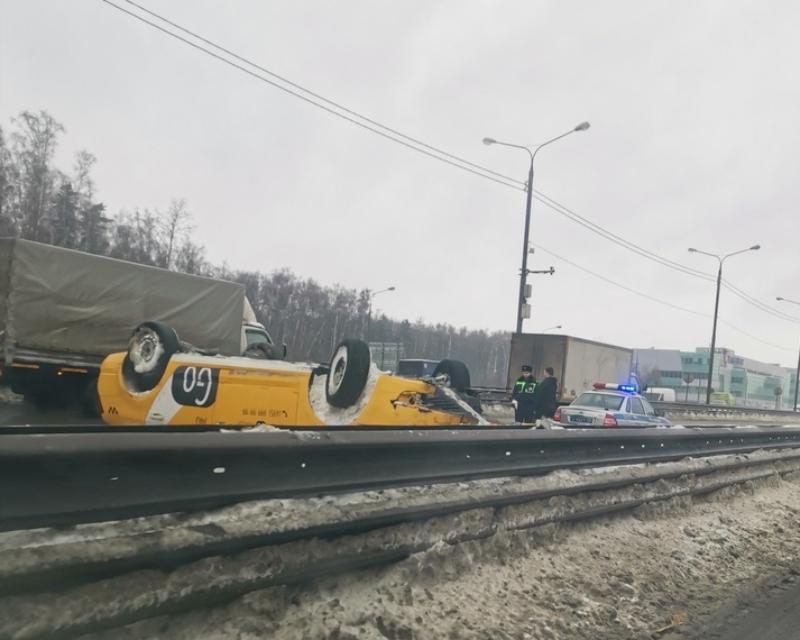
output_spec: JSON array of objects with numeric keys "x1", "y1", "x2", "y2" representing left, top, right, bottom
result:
[{"x1": 654, "y1": 408, "x2": 665, "y2": 417}]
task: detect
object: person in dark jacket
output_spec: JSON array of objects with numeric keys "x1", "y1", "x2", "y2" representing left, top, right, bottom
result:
[
  {"x1": 511, "y1": 365, "x2": 537, "y2": 423},
  {"x1": 534, "y1": 366, "x2": 558, "y2": 419}
]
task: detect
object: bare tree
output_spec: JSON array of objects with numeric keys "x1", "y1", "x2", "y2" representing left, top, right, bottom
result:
[
  {"x1": 11, "y1": 111, "x2": 64, "y2": 242},
  {"x1": 159, "y1": 199, "x2": 192, "y2": 269},
  {"x1": 174, "y1": 240, "x2": 207, "y2": 275},
  {"x1": 73, "y1": 150, "x2": 96, "y2": 202},
  {"x1": 0, "y1": 126, "x2": 19, "y2": 235},
  {"x1": 49, "y1": 181, "x2": 79, "y2": 248}
]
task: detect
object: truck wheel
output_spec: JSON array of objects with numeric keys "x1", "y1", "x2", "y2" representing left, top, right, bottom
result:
[
  {"x1": 326, "y1": 339, "x2": 370, "y2": 408},
  {"x1": 242, "y1": 342, "x2": 276, "y2": 359},
  {"x1": 122, "y1": 321, "x2": 180, "y2": 392},
  {"x1": 433, "y1": 359, "x2": 471, "y2": 391}
]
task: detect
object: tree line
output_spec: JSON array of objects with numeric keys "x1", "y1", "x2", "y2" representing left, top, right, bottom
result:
[{"x1": 0, "y1": 110, "x2": 511, "y2": 386}]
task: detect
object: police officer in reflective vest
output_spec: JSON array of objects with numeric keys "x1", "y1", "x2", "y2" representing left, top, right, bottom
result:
[{"x1": 511, "y1": 364, "x2": 537, "y2": 423}]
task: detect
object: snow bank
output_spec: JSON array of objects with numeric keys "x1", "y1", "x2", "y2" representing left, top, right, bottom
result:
[
  {"x1": 4, "y1": 452, "x2": 800, "y2": 639},
  {"x1": 95, "y1": 470, "x2": 800, "y2": 640}
]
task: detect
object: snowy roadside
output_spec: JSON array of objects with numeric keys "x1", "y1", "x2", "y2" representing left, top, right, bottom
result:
[
  {"x1": 78, "y1": 466, "x2": 800, "y2": 639},
  {"x1": 0, "y1": 386, "x2": 22, "y2": 404}
]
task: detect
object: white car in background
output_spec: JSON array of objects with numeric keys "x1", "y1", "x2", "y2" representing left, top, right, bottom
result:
[{"x1": 643, "y1": 387, "x2": 677, "y2": 403}]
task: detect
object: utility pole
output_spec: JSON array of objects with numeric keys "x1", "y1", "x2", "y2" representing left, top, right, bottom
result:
[
  {"x1": 483, "y1": 122, "x2": 590, "y2": 334},
  {"x1": 776, "y1": 296, "x2": 800, "y2": 411},
  {"x1": 688, "y1": 244, "x2": 760, "y2": 404},
  {"x1": 365, "y1": 286, "x2": 396, "y2": 342}
]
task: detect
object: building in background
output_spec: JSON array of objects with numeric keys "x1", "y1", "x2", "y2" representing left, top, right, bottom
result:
[
  {"x1": 633, "y1": 348, "x2": 686, "y2": 396},
  {"x1": 634, "y1": 347, "x2": 797, "y2": 409}
]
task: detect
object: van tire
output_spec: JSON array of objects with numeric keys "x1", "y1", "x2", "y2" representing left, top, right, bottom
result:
[
  {"x1": 326, "y1": 339, "x2": 371, "y2": 408},
  {"x1": 433, "y1": 359, "x2": 471, "y2": 391},
  {"x1": 122, "y1": 321, "x2": 180, "y2": 392}
]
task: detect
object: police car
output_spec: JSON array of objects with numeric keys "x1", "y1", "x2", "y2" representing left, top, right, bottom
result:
[{"x1": 551, "y1": 383, "x2": 672, "y2": 428}]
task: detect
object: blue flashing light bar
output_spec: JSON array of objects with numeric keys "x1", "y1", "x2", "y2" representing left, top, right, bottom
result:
[{"x1": 593, "y1": 382, "x2": 639, "y2": 393}]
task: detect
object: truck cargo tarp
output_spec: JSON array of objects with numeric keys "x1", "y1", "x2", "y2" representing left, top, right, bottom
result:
[{"x1": 0, "y1": 239, "x2": 245, "y2": 357}]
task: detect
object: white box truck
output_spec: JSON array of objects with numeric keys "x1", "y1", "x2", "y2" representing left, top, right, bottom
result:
[{"x1": 507, "y1": 333, "x2": 634, "y2": 403}]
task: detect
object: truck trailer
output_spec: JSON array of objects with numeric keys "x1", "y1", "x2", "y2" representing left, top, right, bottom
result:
[
  {"x1": 0, "y1": 238, "x2": 276, "y2": 411},
  {"x1": 507, "y1": 333, "x2": 634, "y2": 403}
]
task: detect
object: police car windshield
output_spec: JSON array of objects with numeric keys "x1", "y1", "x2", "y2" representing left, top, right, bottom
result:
[{"x1": 573, "y1": 392, "x2": 625, "y2": 411}]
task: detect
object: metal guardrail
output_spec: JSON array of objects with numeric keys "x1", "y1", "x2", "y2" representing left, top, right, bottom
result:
[
  {"x1": 2, "y1": 425, "x2": 800, "y2": 530},
  {"x1": 5, "y1": 447, "x2": 800, "y2": 640},
  {"x1": 651, "y1": 400, "x2": 799, "y2": 417},
  {"x1": 473, "y1": 386, "x2": 799, "y2": 417}
]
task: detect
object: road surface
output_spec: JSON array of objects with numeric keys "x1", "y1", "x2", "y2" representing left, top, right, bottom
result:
[
  {"x1": 667, "y1": 570, "x2": 800, "y2": 640},
  {"x1": 0, "y1": 398, "x2": 100, "y2": 426}
]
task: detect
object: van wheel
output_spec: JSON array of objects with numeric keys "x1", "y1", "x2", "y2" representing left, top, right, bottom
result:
[
  {"x1": 122, "y1": 321, "x2": 180, "y2": 392},
  {"x1": 326, "y1": 339, "x2": 371, "y2": 408},
  {"x1": 433, "y1": 359, "x2": 471, "y2": 391}
]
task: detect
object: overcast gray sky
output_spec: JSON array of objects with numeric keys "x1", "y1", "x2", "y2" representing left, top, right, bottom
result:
[{"x1": 2, "y1": 0, "x2": 798, "y2": 367}]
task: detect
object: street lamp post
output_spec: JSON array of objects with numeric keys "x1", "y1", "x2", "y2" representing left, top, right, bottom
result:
[
  {"x1": 366, "y1": 286, "x2": 396, "y2": 341},
  {"x1": 688, "y1": 244, "x2": 760, "y2": 404},
  {"x1": 776, "y1": 296, "x2": 800, "y2": 411},
  {"x1": 483, "y1": 121, "x2": 590, "y2": 334}
]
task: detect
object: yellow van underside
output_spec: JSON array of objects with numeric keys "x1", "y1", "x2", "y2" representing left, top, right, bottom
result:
[{"x1": 98, "y1": 352, "x2": 475, "y2": 427}]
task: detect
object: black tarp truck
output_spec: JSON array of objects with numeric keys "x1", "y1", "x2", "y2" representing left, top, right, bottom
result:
[{"x1": 0, "y1": 238, "x2": 274, "y2": 411}]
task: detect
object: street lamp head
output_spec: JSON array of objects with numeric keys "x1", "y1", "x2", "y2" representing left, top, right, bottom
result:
[
  {"x1": 574, "y1": 121, "x2": 591, "y2": 132},
  {"x1": 777, "y1": 296, "x2": 785, "y2": 301},
  {"x1": 750, "y1": 244, "x2": 761, "y2": 251},
  {"x1": 370, "y1": 286, "x2": 396, "y2": 300},
  {"x1": 482, "y1": 137, "x2": 496, "y2": 146},
  {"x1": 688, "y1": 248, "x2": 697, "y2": 253}
]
